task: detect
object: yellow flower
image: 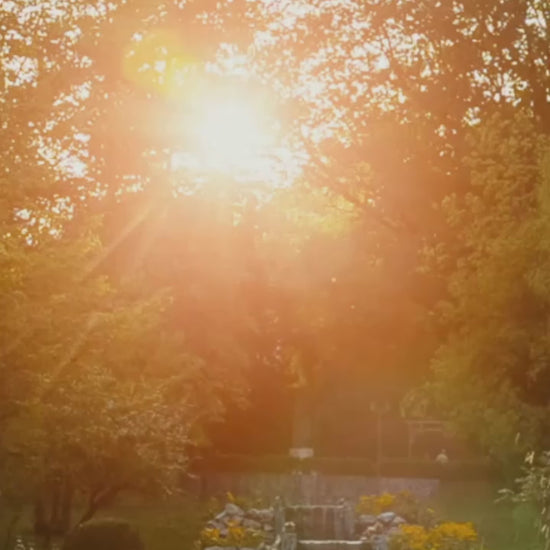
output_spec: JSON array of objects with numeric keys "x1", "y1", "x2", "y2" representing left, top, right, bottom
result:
[
  {"x1": 430, "y1": 521, "x2": 478, "y2": 543},
  {"x1": 356, "y1": 495, "x2": 377, "y2": 515},
  {"x1": 390, "y1": 521, "x2": 480, "y2": 550},
  {"x1": 391, "y1": 524, "x2": 429, "y2": 550},
  {"x1": 377, "y1": 492, "x2": 396, "y2": 513}
]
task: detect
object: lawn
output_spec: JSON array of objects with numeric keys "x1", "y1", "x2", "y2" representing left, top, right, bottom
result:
[
  {"x1": 1, "y1": 482, "x2": 543, "y2": 550},
  {"x1": 82, "y1": 481, "x2": 545, "y2": 550},
  {"x1": 429, "y1": 480, "x2": 542, "y2": 550}
]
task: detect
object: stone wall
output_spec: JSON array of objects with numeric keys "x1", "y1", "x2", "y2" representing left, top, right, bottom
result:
[{"x1": 186, "y1": 473, "x2": 439, "y2": 503}]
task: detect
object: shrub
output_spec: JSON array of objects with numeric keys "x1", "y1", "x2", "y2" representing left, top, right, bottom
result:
[
  {"x1": 199, "y1": 521, "x2": 265, "y2": 548},
  {"x1": 356, "y1": 491, "x2": 436, "y2": 526},
  {"x1": 356, "y1": 492, "x2": 396, "y2": 515},
  {"x1": 499, "y1": 450, "x2": 550, "y2": 547},
  {"x1": 62, "y1": 518, "x2": 144, "y2": 550},
  {"x1": 192, "y1": 454, "x2": 495, "y2": 480},
  {"x1": 389, "y1": 521, "x2": 481, "y2": 550}
]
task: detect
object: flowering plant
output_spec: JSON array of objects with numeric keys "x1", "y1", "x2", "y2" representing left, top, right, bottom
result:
[{"x1": 389, "y1": 521, "x2": 482, "y2": 550}]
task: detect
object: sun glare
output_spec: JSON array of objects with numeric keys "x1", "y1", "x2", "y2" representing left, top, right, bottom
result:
[
  {"x1": 170, "y1": 88, "x2": 303, "y2": 187},
  {"x1": 193, "y1": 95, "x2": 269, "y2": 168},
  {"x1": 123, "y1": 30, "x2": 303, "y2": 187}
]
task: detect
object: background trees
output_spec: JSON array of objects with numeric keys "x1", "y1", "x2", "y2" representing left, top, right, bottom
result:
[
  {"x1": 2, "y1": 2, "x2": 550, "y2": 538},
  {"x1": 418, "y1": 114, "x2": 550, "y2": 468}
]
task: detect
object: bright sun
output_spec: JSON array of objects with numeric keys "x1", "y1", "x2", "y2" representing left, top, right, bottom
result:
[
  {"x1": 187, "y1": 91, "x2": 276, "y2": 178},
  {"x1": 170, "y1": 87, "x2": 302, "y2": 187},
  {"x1": 125, "y1": 30, "x2": 301, "y2": 185},
  {"x1": 196, "y1": 98, "x2": 266, "y2": 162}
]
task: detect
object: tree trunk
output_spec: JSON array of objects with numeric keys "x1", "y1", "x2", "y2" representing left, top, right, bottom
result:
[
  {"x1": 59, "y1": 479, "x2": 74, "y2": 534},
  {"x1": 33, "y1": 493, "x2": 48, "y2": 536},
  {"x1": 79, "y1": 486, "x2": 122, "y2": 525},
  {"x1": 2, "y1": 513, "x2": 19, "y2": 550},
  {"x1": 49, "y1": 480, "x2": 60, "y2": 534}
]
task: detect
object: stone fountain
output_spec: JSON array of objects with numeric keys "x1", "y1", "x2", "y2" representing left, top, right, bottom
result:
[{"x1": 272, "y1": 498, "x2": 372, "y2": 550}]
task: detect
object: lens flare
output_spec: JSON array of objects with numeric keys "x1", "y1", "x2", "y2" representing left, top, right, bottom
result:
[{"x1": 193, "y1": 95, "x2": 269, "y2": 168}]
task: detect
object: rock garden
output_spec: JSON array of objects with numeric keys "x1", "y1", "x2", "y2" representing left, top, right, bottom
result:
[{"x1": 197, "y1": 492, "x2": 484, "y2": 550}]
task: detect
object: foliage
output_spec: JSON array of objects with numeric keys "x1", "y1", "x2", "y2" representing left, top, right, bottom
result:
[
  {"x1": 62, "y1": 518, "x2": 144, "y2": 550},
  {"x1": 410, "y1": 113, "x2": 550, "y2": 468},
  {"x1": 499, "y1": 450, "x2": 550, "y2": 548},
  {"x1": 194, "y1": 455, "x2": 494, "y2": 480},
  {"x1": 1, "y1": 0, "x2": 550, "y2": 501},
  {"x1": 0, "y1": 0, "x2": 238, "y2": 536},
  {"x1": 357, "y1": 492, "x2": 397, "y2": 515},
  {"x1": 357, "y1": 491, "x2": 437, "y2": 526},
  {"x1": 225, "y1": 492, "x2": 269, "y2": 512},
  {"x1": 198, "y1": 521, "x2": 265, "y2": 549},
  {"x1": 389, "y1": 521, "x2": 481, "y2": 550}
]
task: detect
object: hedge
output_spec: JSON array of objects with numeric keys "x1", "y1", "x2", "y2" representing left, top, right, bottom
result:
[{"x1": 191, "y1": 454, "x2": 496, "y2": 480}]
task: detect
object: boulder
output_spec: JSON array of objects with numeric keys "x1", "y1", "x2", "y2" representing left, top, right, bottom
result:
[
  {"x1": 358, "y1": 514, "x2": 378, "y2": 527},
  {"x1": 246, "y1": 508, "x2": 263, "y2": 520},
  {"x1": 224, "y1": 503, "x2": 244, "y2": 517},
  {"x1": 392, "y1": 516, "x2": 407, "y2": 526},
  {"x1": 377, "y1": 512, "x2": 396, "y2": 524},
  {"x1": 260, "y1": 509, "x2": 275, "y2": 522},
  {"x1": 363, "y1": 522, "x2": 384, "y2": 537},
  {"x1": 242, "y1": 519, "x2": 262, "y2": 530}
]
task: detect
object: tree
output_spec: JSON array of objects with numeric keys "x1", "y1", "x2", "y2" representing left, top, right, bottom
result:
[
  {"x1": 0, "y1": 1, "x2": 234, "y2": 541},
  {"x1": 412, "y1": 112, "x2": 550, "y2": 469}
]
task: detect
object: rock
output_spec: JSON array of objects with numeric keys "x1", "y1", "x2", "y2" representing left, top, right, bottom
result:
[
  {"x1": 225, "y1": 503, "x2": 244, "y2": 516},
  {"x1": 246, "y1": 508, "x2": 263, "y2": 520},
  {"x1": 358, "y1": 514, "x2": 378, "y2": 527},
  {"x1": 204, "y1": 547, "x2": 237, "y2": 550},
  {"x1": 206, "y1": 519, "x2": 225, "y2": 530},
  {"x1": 242, "y1": 519, "x2": 262, "y2": 530},
  {"x1": 363, "y1": 522, "x2": 384, "y2": 537},
  {"x1": 261, "y1": 509, "x2": 275, "y2": 522},
  {"x1": 263, "y1": 524, "x2": 274, "y2": 532},
  {"x1": 392, "y1": 515, "x2": 407, "y2": 526},
  {"x1": 377, "y1": 512, "x2": 396, "y2": 524}
]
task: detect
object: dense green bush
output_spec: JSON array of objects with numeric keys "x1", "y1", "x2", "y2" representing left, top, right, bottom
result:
[
  {"x1": 62, "y1": 518, "x2": 145, "y2": 550},
  {"x1": 191, "y1": 454, "x2": 495, "y2": 480}
]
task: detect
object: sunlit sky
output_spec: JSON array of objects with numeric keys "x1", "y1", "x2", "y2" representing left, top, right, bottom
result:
[
  {"x1": 123, "y1": 29, "x2": 307, "y2": 189},
  {"x1": 3, "y1": 0, "x2": 545, "y2": 192}
]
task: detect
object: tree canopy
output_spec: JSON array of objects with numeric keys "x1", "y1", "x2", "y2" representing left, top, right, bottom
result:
[{"x1": 1, "y1": 2, "x2": 550, "y2": 532}]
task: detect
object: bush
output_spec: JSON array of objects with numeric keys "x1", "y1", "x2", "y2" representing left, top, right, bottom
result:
[
  {"x1": 192, "y1": 454, "x2": 495, "y2": 480},
  {"x1": 62, "y1": 518, "x2": 145, "y2": 550},
  {"x1": 389, "y1": 522, "x2": 482, "y2": 550},
  {"x1": 499, "y1": 450, "x2": 550, "y2": 547},
  {"x1": 356, "y1": 491, "x2": 437, "y2": 526},
  {"x1": 199, "y1": 521, "x2": 266, "y2": 548}
]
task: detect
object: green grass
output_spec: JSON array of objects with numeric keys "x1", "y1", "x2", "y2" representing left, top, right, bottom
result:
[
  {"x1": 0, "y1": 493, "x2": 212, "y2": 550},
  {"x1": 0, "y1": 483, "x2": 544, "y2": 550},
  {"x1": 96, "y1": 495, "x2": 212, "y2": 550},
  {"x1": 429, "y1": 480, "x2": 542, "y2": 550}
]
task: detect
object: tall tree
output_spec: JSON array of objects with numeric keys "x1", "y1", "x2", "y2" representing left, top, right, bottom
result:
[{"x1": 411, "y1": 113, "x2": 550, "y2": 469}]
